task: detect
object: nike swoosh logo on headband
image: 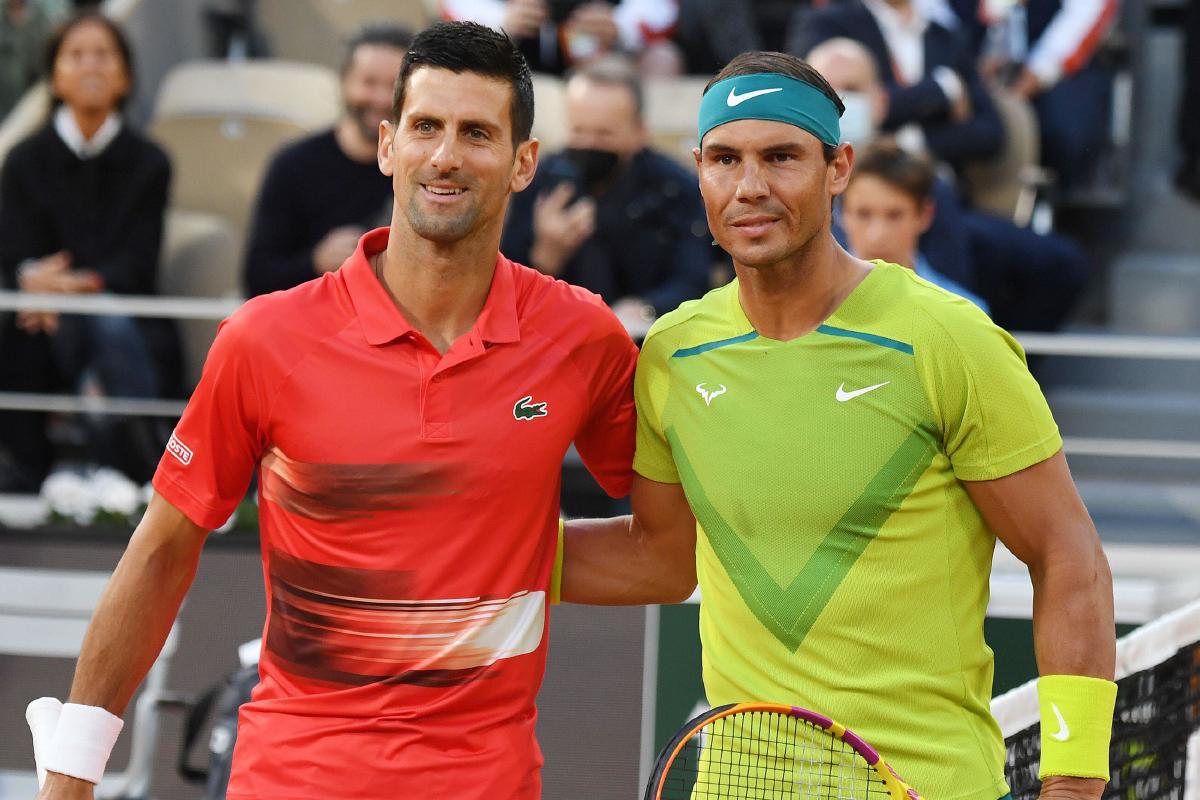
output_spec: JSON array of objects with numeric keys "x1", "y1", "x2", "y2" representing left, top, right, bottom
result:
[{"x1": 726, "y1": 87, "x2": 784, "y2": 107}]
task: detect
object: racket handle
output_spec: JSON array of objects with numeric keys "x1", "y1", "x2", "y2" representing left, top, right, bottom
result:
[{"x1": 26, "y1": 697, "x2": 63, "y2": 788}]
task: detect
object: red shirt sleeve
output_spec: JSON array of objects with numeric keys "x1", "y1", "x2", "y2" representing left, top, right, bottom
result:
[
  {"x1": 573, "y1": 307, "x2": 639, "y2": 498},
  {"x1": 152, "y1": 308, "x2": 269, "y2": 529}
]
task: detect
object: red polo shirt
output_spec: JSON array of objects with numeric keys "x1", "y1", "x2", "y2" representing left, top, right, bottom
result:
[{"x1": 153, "y1": 228, "x2": 637, "y2": 800}]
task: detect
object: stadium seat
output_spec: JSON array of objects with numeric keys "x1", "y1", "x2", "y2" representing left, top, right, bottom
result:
[
  {"x1": 149, "y1": 59, "x2": 340, "y2": 244},
  {"x1": 530, "y1": 73, "x2": 568, "y2": 154},
  {"x1": 643, "y1": 76, "x2": 709, "y2": 171},
  {"x1": 159, "y1": 209, "x2": 242, "y2": 389},
  {"x1": 0, "y1": 566, "x2": 180, "y2": 800},
  {"x1": 255, "y1": 0, "x2": 436, "y2": 70},
  {"x1": 0, "y1": 82, "x2": 51, "y2": 184},
  {"x1": 960, "y1": 88, "x2": 1046, "y2": 223}
]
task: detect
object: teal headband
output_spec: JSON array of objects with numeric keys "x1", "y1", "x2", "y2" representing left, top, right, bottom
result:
[{"x1": 698, "y1": 73, "x2": 841, "y2": 147}]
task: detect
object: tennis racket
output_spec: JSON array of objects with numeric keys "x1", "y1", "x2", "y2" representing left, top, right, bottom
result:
[{"x1": 644, "y1": 702, "x2": 921, "y2": 800}]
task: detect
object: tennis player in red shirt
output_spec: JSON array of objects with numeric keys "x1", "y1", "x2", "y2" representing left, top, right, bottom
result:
[{"x1": 34, "y1": 22, "x2": 636, "y2": 800}]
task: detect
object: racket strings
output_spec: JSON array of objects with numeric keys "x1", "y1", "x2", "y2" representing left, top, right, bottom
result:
[{"x1": 659, "y1": 711, "x2": 893, "y2": 799}]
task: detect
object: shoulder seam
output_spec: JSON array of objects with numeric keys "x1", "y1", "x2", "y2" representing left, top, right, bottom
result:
[
  {"x1": 643, "y1": 298, "x2": 708, "y2": 347},
  {"x1": 911, "y1": 305, "x2": 997, "y2": 467},
  {"x1": 254, "y1": 306, "x2": 361, "y2": 446},
  {"x1": 525, "y1": 322, "x2": 611, "y2": 436}
]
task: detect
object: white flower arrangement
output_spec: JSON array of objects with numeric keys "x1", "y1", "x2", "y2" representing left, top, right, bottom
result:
[
  {"x1": 38, "y1": 468, "x2": 254, "y2": 532},
  {"x1": 41, "y1": 468, "x2": 150, "y2": 526}
]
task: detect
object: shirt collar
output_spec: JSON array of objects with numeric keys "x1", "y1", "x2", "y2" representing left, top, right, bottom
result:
[
  {"x1": 53, "y1": 106, "x2": 122, "y2": 159},
  {"x1": 341, "y1": 227, "x2": 521, "y2": 347}
]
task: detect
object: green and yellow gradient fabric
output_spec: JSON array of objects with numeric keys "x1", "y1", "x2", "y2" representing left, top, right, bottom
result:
[{"x1": 634, "y1": 262, "x2": 1063, "y2": 800}]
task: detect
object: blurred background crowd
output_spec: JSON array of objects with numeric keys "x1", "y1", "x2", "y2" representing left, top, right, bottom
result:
[{"x1": 0, "y1": 0, "x2": 1197, "y2": 495}]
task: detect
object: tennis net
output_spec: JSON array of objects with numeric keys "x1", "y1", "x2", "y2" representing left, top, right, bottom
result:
[{"x1": 992, "y1": 598, "x2": 1200, "y2": 799}]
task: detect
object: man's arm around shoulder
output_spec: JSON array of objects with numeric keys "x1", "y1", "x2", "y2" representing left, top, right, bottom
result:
[
  {"x1": 562, "y1": 475, "x2": 697, "y2": 605},
  {"x1": 38, "y1": 494, "x2": 209, "y2": 799}
]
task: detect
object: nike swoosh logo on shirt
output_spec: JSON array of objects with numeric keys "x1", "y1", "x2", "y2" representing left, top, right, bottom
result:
[
  {"x1": 726, "y1": 87, "x2": 784, "y2": 107},
  {"x1": 836, "y1": 381, "x2": 891, "y2": 402},
  {"x1": 1051, "y1": 703, "x2": 1071, "y2": 742}
]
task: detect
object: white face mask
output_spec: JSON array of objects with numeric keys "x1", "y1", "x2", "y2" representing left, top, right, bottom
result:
[{"x1": 839, "y1": 92, "x2": 877, "y2": 148}]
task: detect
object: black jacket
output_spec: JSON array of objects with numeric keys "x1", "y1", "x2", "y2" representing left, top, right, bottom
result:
[
  {"x1": 788, "y1": 0, "x2": 1004, "y2": 169},
  {"x1": 243, "y1": 129, "x2": 394, "y2": 297},
  {"x1": 0, "y1": 122, "x2": 171, "y2": 293}
]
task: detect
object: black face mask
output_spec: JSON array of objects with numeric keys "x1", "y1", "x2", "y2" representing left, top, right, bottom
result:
[{"x1": 563, "y1": 147, "x2": 622, "y2": 194}]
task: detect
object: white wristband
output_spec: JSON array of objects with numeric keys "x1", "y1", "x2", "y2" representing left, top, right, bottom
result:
[
  {"x1": 26, "y1": 697, "x2": 63, "y2": 788},
  {"x1": 41, "y1": 703, "x2": 124, "y2": 785}
]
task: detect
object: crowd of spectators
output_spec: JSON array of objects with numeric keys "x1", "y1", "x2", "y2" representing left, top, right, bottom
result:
[
  {"x1": 500, "y1": 55, "x2": 710, "y2": 326},
  {"x1": 441, "y1": 0, "x2": 682, "y2": 75},
  {"x1": 791, "y1": 0, "x2": 1006, "y2": 177},
  {"x1": 0, "y1": 0, "x2": 1186, "y2": 491},
  {"x1": 0, "y1": 10, "x2": 174, "y2": 491},
  {"x1": 840, "y1": 141, "x2": 990, "y2": 313},
  {"x1": 243, "y1": 24, "x2": 409, "y2": 296},
  {"x1": 947, "y1": 0, "x2": 1118, "y2": 191},
  {"x1": 807, "y1": 35, "x2": 1088, "y2": 334}
]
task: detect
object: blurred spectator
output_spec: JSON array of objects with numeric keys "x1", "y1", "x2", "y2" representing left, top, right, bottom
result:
[
  {"x1": 0, "y1": 0, "x2": 69, "y2": 117},
  {"x1": 0, "y1": 11, "x2": 175, "y2": 490},
  {"x1": 501, "y1": 55, "x2": 709, "y2": 325},
  {"x1": 672, "y1": 0, "x2": 801, "y2": 74},
  {"x1": 809, "y1": 35, "x2": 975, "y2": 287},
  {"x1": 808, "y1": 36, "x2": 1089, "y2": 332},
  {"x1": 788, "y1": 0, "x2": 1005, "y2": 175},
  {"x1": 1179, "y1": 0, "x2": 1199, "y2": 201},
  {"x1": 441, "y1": 0, "x2": 681, "y2": 76},
  {"x1": 243, "y1": 23, "x2": 410, "y2": 297},
  {"x1": 841, "y1": 142, "x2": 989, "y2": 312},
  {"x1": 949, "y1": 0, "x2": 1117, "y2": 189}
]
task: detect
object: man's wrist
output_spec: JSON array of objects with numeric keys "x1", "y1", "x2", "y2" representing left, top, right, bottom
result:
[
  {"x1": 1039, "y1": 774, "x2": 1105, "y2": 798},
  {"x1": 42, "y1": 769, "x2": 97, "y2": 792}
]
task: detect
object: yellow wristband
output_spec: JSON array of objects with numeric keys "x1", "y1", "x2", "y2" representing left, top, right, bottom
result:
[
  {"x1": 1037, "y1": 674, "x2": 1117, "y2": 781},
  {"x1": 549, "y1": 518, "x2": 564, "y2": 605}
]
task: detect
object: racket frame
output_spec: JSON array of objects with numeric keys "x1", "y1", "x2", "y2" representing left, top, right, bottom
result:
[{"x1": 644, "y1": 702, "x2": 922, "y2": 800}]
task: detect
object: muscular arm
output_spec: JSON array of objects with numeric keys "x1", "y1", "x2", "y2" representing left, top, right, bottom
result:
[
  {"x1": 39, "y1": 493, "x2": 208, "y2": 797},
  {"x1": 964, "y1": 449, "x2": 1114, "y2": 799},
  {"x1": 561, "y1": 475, "x2": 698, "y2": 605}
]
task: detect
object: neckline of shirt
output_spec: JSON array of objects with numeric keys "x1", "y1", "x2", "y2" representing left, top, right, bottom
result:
[
  {"x1": 340, "y1": 227, "x2": 521, "y2": 349},
  {"x1": 728, "y1": 260, "x2": 892, "y2": 344},
  {"x1": 53, "y1": 106, "x2": 122, "y2": 160}
]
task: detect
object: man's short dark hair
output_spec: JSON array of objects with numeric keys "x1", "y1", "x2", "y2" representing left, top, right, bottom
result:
[
  {"x1": 705, "y1": 51, "x2": 845, "y2": 162},
  {"x1": 849, "y1": 142, "x2": 936, "y2": 205},
  {"x1": 341, "y1": 22, "x2": 414, "y2": 76},
  {"x1": 568, "y1": 55, "x2": 643, "y2": 119},
  {"x1": 44, "y1": 11, "x2": 135, "y2": 109},
  {"x1": 392, "y1": 21, "x2": 534, "y2": 147}
]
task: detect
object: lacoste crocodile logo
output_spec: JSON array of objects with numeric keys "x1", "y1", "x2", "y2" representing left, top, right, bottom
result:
[{"x1": 513, "y1": 395, "x2": 549, "y2": 421}]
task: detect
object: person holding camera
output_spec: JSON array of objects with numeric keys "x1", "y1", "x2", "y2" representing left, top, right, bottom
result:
[{"x1": 501, "y1": 56, "x2": 710, "y2": 326}]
